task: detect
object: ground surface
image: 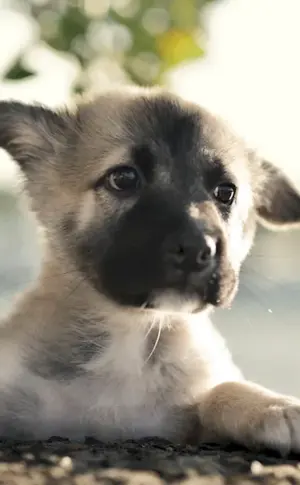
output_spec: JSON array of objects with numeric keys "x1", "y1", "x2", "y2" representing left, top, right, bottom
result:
[{"x1": 1, "y1": 438, "x2": 300, "y2": 485}]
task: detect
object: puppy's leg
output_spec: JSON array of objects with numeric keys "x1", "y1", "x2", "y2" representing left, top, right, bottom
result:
[{"x1": 198, "y1": 381, "x2": 300, "y2": 454}]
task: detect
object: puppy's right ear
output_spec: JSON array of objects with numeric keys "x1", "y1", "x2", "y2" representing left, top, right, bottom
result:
[
  {"x1": 0, "y1": 101, "x2": 74, "y2": 174},
  {"x1": 255, "y1": 159, "x2": 300, "y2": 230}
]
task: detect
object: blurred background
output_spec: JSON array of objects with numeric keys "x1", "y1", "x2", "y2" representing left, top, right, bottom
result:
[{"x1": 0, "y1": 0, "x2": 300, "y2": 395}]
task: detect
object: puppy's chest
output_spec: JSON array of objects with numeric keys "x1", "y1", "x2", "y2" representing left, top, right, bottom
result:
[
  {"x1": 77, "y1": 332, "x2": 191, "y2": 409},
  {"x1": 1, "y1": 321, "x2": 238, "y2": 440},
  {"x1": 42, "y1": 334, "x2": 196, "y2": 440}
]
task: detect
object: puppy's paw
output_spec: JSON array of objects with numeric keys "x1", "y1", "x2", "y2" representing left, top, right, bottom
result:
[
  {"x1": 250, "y1": 399, "x2": 300, "y2": 455},
  {"x1": 200, "y1": 382, "x2": 300, "y2": 456}
]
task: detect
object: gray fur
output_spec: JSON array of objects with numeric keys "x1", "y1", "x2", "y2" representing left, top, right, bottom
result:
[
  {"x1": 0, "y1": 387, "x2": 41, "y2": 439},
  {"x1": 27, "y1": 318, "x2": 110, "y2": 380}
]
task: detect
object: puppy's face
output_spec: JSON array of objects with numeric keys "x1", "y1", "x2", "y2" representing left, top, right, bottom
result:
[
  {"x1": 72, "y1": 94, "x2": 255, "y2": 313},
  {"x1": 1, "y1": 89, "x2": 300, "y2": 314}
]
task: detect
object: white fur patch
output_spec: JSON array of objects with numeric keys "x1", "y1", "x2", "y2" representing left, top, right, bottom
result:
[{"x1": 150, "y1": 290, "x2": 202, "y2": 313}]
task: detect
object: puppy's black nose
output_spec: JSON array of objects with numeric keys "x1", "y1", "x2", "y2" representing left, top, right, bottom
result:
[{"x1": 164, "y1": 232, "x2": 217, "y2": 277}]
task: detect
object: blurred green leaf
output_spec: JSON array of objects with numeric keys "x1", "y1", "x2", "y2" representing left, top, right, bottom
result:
[
  {"x1": 5, "y1": 59, "x2": 35, "y2": 80},
  {"x1": 169, "y1": 0, "x2": 198, "y2": 30},
  {"x1": 157, "y1": 29, "x2": 204, "y2": 68},
  {"x1": 44, "y1": 5, "x2": 89, "y2": 62}
]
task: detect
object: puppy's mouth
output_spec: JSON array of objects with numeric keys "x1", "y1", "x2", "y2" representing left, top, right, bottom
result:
[
  {"x1": 143, "y1": 290, "x2": 209, "y2": 314},
  {"x1": 122, "y1": 272, "x2": 228, "y2": 314},
  {"x1": 98, "y1": 252, "x2": 238, "y2": 314}
]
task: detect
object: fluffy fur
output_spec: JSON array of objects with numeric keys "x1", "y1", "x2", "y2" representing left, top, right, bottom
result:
[{"x1": 0, "y1": 87, "x2": 300, "y2": 453}]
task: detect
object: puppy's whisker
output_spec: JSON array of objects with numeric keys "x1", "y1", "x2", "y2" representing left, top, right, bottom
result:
[
  {"x1": 144, "y1": 320, "x2": 162, "y2": 365},
  {"x1": 144, "y1": 319, "x2": 156, "y2": 340},
  {"x1": 39, "y1": 270, "x2": 81, "y2": 280}
]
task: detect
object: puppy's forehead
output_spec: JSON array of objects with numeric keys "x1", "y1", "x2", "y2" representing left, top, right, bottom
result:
[
  {"x1": 126, "y1": 95, "x2": 200, "y2": 151},
  {"x1": 77, "y1": 92, "x2": 248, "y2": 180},
  {"x1": 126, "y1": 95, "x2": 235, "y2": 154}
]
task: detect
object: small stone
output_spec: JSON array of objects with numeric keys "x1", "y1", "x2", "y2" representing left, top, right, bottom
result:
[
  {"x1": 22, "y1": 452, "x2": 35, "y2": 461},
  {"x1": 59, "y1": 455, "x2": 73, "y2": 471},
  {"x1": 251, "y1": 460, "x2": 263, "y2": 474},
  {"x1": 50, "y1": 466, "x2": 67, "y2": 478}
]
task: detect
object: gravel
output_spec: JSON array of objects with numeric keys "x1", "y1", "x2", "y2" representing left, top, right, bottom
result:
[{"x1": 0, "y1": 437, "x2": 300, "y2": 484}]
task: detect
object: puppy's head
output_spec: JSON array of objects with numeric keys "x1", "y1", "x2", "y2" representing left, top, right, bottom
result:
[{"x1": 1, "y1": 88, "x2": 300, "y2": 314}]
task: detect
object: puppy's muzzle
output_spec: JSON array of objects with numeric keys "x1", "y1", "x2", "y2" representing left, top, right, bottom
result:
[{"x1": 163, "y1": 229, "x2": 219, "y2": 288}]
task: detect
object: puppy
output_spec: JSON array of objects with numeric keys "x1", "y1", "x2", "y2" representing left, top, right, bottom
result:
[{"x1": 0, "y1": 87, "x2": 300, "y2": 453}]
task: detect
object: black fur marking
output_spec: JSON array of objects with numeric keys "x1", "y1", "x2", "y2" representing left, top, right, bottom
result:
[
  {"x1": 28, "y1": 325, "x2": 110, "y2": 380},
  {"x1": 140, "y1": 97, "x2": 199, "y2": 159},
  {"x1": 61, "y1": 212, "x2": 76, "y2": 236},
  {"x1": 131, "y1": 144, "x2": 155, "y2": 182}
]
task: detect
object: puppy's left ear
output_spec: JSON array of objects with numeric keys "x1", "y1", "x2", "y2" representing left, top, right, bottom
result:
[
  {"x1": 255, "y1": 159, "x2": 300, "y2": 229},
  {"x1": 0, "y1": 100, "x2": 74, "y2": 174}
]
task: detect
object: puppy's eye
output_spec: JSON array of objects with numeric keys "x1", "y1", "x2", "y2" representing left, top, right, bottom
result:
[
  {"x1": 105, "y1": 165, "x2": 141, "y2": 194},
  {"x1": 213, "y1": 183, "x2": 236, "y2": 205}
]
